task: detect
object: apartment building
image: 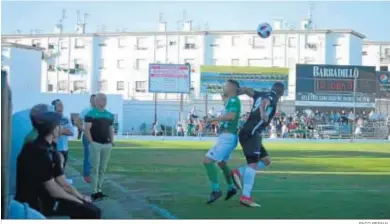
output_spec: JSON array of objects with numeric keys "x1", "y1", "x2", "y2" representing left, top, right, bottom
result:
[{"x1": 2, "y1": 21, "x2": 366, "y2": 100}]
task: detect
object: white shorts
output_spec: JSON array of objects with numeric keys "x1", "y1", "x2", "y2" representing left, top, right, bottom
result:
[{"x1": 206, "y1": 133, "x2": 238, "y2": 162}]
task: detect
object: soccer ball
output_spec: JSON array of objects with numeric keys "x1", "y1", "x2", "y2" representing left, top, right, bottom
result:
[{"x1": 257, "y1": 23, "x2": 272, "y2": 38}]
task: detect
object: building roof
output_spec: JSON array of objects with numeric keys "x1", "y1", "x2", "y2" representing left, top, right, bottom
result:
[
  {"x1": 363, "y1": 41, "x2": 390, "y2": 45},
  {"x1": 1, "y1": 42, "x2": 44, "y2": 51},
  {"x1": 2, "y1": 29, "x2": 366, "y2": 39}
]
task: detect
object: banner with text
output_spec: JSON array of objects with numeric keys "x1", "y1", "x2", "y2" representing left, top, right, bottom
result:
[
  {"x1": 148, "y1": 64, "x2": 191, "y2": 93},
  {"x1": 295, "y1": 64, "x2": 377, "y2": 108},
  {"x1": 200, "y1": 65, "x2": 289, "y2": 95}
]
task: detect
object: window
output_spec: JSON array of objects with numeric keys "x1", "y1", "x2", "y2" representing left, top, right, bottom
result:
[
  {"x1": 190, "y1": 81, "x2": 195, "y2": 93},
  {"x1": 48, "y1": 64, "x2": 55, "y2": 72},
  {"x1": 210, "y1": 36, "x2": 221, "y2": 47},
  {"x1": 253, "y1": 36, "x2": 265, "y2": 48},
  {"x1": 47, "y1": 84, "x2": 54, "y2": 92},
  {"x1": 380, "y1": 66, "x2": 388, "y2": 72},
  {"x1": 74, "y1": 59, "x2": 85, "y2": 70},
  {"x1": 15, "y1": 40, "x2": 21, "y2": 44},
  {"x1": 384, "y1": 48, "x2": 390, "y2": 56},
  {"x1": 75, "y1": 38, "x2": 85, "y2": 49},
  {"x1": 99, "y1": 80, "x2": 108, "y2": 92},
  {"x1": 60, "y1": 42, "x2": 68, "y2": 49},
  {"x1": 118, "y1": 38, "x2": 126, "y2": 48},
  {"x1": 362, "y1": 51, "x2": 368, "y2": 56},
  {"x1": 135, "y1": 59, "x2": 147, "y2": 70},
  {"x1": 136, "y1": 37, "x2": 147, "y2": 50},
  {"x1": 288, "y1": 37, "x2": 297, "y2": 48},
  {"x1": 117, "y1": 59, "x2": 125, "y2": 69},
  {"x1": 58, "y1": 81, "x2": 68, "y2": 91},
  {"x1": 32, "y1": 39, "x2": 41, "y2": 47},
  {"x1": 211, "y1": 59, "x2": 218, "y2": 65},
  {"x1": 117, "y1": 81, "x2": 125, "y2": 90},
  {"x1": 99, "y1": 39, "x2": 108, "y2": 47},
  {"x1": 184, "y1": 36, "x2": 196, "y2": 49},
  {"x1": 168, "y1": 38, "x2": 177, "y2": 46},
  {"x1": 232, "y1": 36, "x2": 240, "y2": 47},
  {"x1": 48, "y1": 43, "x2": 55, "y2": 50},
  {"x1": 303, "y1": 57, "x2": 315, "y2": 63},
  {"x1": 231, "y1": 59, "x2": 239, "y2": 66},
  {"x1": 73, "y1": 80, "x2": 85, "y2": 91},
  {"x1": 273, "y1": 57, "x2": 284, "y2": 67},
  {"x1": 288, "y1": 57, "x2": 296, "y2": 68},
  {"x1": 156, "y1": 39, "x2": 164, "y2": 48},
  {"x1": 135, "y1": 81, "x2": 147, "y2": 92},
  {"x1": 248, "y1": 59, "x2": 262, "y2": 66},
  {"x1": 184, "y1": 59, "x2": 195, "y2": 66},
  {"x1": 100, "y1": 59, "x2": 105, "y2": 69},
  {"x1": 272, "y1": 36, "x2": 282, "y2": 46}
]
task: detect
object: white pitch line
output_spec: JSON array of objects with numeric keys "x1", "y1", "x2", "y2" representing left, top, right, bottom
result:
[
  {"x1": 255, "y1": 171, "x2": 390, "y2": 175},
  {"x1": 252, "y1": 189, "x2": 386, "y2": 193}
]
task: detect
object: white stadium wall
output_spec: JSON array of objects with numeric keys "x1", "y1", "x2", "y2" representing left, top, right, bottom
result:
[{"x1": 2, "y1": 43, "x2": 43, "y2": 95}]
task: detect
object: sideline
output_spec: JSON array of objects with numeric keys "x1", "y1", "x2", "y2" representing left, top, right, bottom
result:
[{"x1": 68, "y1": 159, "x2": 177, "y2": 219}]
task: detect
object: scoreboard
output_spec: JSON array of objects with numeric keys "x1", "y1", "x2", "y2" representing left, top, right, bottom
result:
[
  {"x1": 315, "y1": 79, "x2": 354, "y2": 93},
  {"x1": 296, "y1": 64, "x2": 377, "y2": 108}
]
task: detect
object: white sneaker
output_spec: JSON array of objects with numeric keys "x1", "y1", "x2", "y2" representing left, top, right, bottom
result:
[{"x1": 66, "y1": 179, "x2": 73, "y2": 185}]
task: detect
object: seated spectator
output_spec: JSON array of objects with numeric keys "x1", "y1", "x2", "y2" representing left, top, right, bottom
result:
[
  {"x1": 15, "y1": 110, "x2": 101, "y2": 219},
  {"x1": 281, "y1": 123, "x2": 289, "y2": 138}
]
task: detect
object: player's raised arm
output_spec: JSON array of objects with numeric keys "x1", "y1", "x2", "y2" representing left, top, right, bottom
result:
[{"x1": 237, "y1": 87, "x2": 255, "y2": 97}]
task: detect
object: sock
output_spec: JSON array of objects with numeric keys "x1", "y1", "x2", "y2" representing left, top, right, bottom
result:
[
  {"x1": 220, "y1": 164, "x2": 234, "y2": 190},
  {"x1": 238, "y1": 166, "x2": 246, "y2": 177},
  {"x1": 242, "y1": 166, "x2": 256, "y2": 198},
  {"x1": 257, "y1": 161, "x2": 266, "y2": 170},
  {"x1": 204, "y1": 163, "x2": 220, "y2": 191}
]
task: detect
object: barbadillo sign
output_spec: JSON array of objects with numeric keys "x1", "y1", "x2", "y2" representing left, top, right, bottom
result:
[{"x1": 313, "y1": 66, "x2": 359, "y2": 78}]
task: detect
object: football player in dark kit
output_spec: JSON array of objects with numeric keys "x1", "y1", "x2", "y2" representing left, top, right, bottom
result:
[{"x1": 231, "y1": 82, "x2": 285, "y2": 207}]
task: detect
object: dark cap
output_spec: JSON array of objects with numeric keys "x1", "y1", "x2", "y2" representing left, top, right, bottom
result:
[
  {"x1": 30, "y1": 104, "x2": 50, "y2": 128},
  {"x1": 34, "y1": 111, "x2": 62, "y2": 136}
]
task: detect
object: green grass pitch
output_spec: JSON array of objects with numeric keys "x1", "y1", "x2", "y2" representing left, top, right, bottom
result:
[{"x1": 68, "y1": 140, "x2": 390, "y2": 219}]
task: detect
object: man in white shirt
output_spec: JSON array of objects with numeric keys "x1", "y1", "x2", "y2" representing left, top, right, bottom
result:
[{"x1": 78, "y1": 94, "x2": 96, "y2": 183}]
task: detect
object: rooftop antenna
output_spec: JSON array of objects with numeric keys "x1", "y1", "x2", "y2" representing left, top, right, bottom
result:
[
  {"x1": 60, "y1": 9, "x2": 67, "y2": 24},
  {"x1": 83, "y1": 13, "x2": 89, "y2": 24},
  {"x1": 159, "y1": 12, "x2": 164, "y2": 22},
  {"x1": 182, "y1": 9, "x2": 187, "y2": 21},
  {"x1": 204, "y1": 22, "x2": 209, "y2": 31},
  {"x1": 76, "y1": 10, "x2": 81, "y2": 23},
  {"x1": 306, "y1": 2, "x2": 314, "y2": 30}
]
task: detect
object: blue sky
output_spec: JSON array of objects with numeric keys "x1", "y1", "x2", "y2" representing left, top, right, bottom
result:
[{"x1": 2, "y1": 1, "x2": 390, "y2": 41}]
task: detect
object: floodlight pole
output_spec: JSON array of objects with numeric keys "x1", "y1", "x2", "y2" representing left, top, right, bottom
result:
[{"x1": 351, "y1": 76, "x2": 357, "y2": 142}]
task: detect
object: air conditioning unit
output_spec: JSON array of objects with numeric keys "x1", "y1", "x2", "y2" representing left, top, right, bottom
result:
[
  {"x1": 48, "y1": 44, "x2": 55, "y2": 49},
  {"x1": 306, "y1": 43, "x2": 318, "y2": 50},
  {"x1": 184, "y1": 43, "x2": 196, "y2": 49},
  {"x1": 48, "y1": 65, "x2": 55, "y2": 71}
]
